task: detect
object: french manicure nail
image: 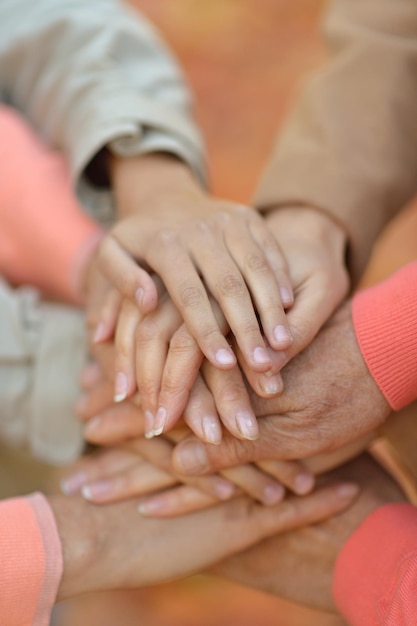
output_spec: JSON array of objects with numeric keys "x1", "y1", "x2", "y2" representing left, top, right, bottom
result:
[
  {"x1": 144, "y1": 411, "x2": 155, "y2": 439},
  {"x1": 153, "y1": 406, "x2": 167, "y2": 436},
  {"x1": 235, "y1": 411, "x2": 259, "y2": 440},
  {"x1": 274, "y1": 325, "x2": 292, "y2": 345},
  {"x1": 81, "y1": 480, "x2": 113, "y2": 501},
  {"x1": 294, "y1": 473, "x2": 315, "y2": 495},
  {"x1": 215, "y1": 348, "x2": 235, "y2": 366},
  {"x1": 253, "y1": 346, "x2": 271, "y2": 365},
  {"x1": 263, "y1": 484, "x2": 285, "y2": 505},
  {"x1": 114, "y1": 372, "x2": 128, "y2": 403},
  {"x1": 202, "y1": 415, "x2": 222, "y2": 445},
  {"x1": 60, "y1": 472, "x2": 87, "y2": 495}
]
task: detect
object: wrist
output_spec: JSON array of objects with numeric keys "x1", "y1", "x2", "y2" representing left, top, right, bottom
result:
[
  {"x1": 110, "y1": 152, "x2": 204, "y2": 217},
  {"x1": 48, "y1": 495, "x2": 99, "y2": 601}
]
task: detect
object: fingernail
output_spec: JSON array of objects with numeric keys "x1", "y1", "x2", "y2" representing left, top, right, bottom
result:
[
  {"x1": 280, "y1": 287, "x2": 293, "y2": 307},
  {"x1": 261, "y1": 375, "x2": 282, "y2": 395},
  {"x1": 337, "y1": 483, "x2": 359, "y2": 499},
  {"x1": 75, "y1": 394, "x2": 88, "y2": 416},
  {"x1": 294, "y1": 473, "x2": 315, "y2": 495},
  {"x1": 114, "y1": 372, "x2": 128, "y2": 403},
  {"x1": 263, "y1": 484, "x2": 285, "y2": 505},
  {"x1": 93, "y1": 323, "x2": 107, "y2": 344},
  {"x1": 214, "y1": 479, "x2": 236, "y2": 500},
  {"x1": 202, "y1": 415, "x2": 222, "y2": 445},
  {"x1": 236, "y1": 411, "x2": 259, "y2": 440},
  {"x1": 137, "y1": 498, "x2": 164, "y2": 516},
  {"x1": 253, "y1": 346, "x2": 271, "y2": 365},
  {"x1": 175, "y1": 440, "x2": 208, "y2": 474},
  {"x1": 135, "y1": 287, "x2": 144, "y2": 307},
  {"x1": 153, "y1": 406, "x2": 167, "y2": 436},
  {"x1": 274, "y1": 325, "x2": 293, "y2": 345},
  {"x1": 81, "y1": 480, "x2": 113, "y2": 501},
  {"x1": 144, "y1": 411, "x2": 155, "y2": 439},
  {"x1": 215, "y1": 348, "x2": 235, "y2": 366},
  {"x1": 83, "y1": 416, "x2": 102, "y2": 439},
  {"x1": 60, "y1": 472, "x2": 87, "y2": 495}
]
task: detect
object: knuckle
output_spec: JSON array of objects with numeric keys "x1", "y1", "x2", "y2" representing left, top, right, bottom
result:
[
  {"x1": 219, "y1": 382, "x2": 246, "y2": 405},
  {"x1": 169, "y1": 329, "x2": 197, "y2": 352},
  {"x1": 246, "y1": 253, "x2": 270, "y2": 273},
  {"x1": 154, "y1": 228, "x2": 177, "y2": 246},
  {"x1": 217, "y1": 273, "x2": 246, "y2": 298},
  {"x1": 178, "y1": 283, "x2": 205, "y2": 309}
]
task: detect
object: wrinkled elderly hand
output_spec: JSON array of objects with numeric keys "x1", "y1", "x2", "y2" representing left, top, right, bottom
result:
[
  {"x1": 172, "y1": 301, "x2": 391, "y2": 475},
  {"x1": 212, "y1": 454, "x2": 405, "y2": 613}
]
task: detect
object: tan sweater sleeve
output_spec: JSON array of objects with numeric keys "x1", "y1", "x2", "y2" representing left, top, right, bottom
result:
[{"x1": 255, "y1": 0, "x2": 417, "y2": 282}]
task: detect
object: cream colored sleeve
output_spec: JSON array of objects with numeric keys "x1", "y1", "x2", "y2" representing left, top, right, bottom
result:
[
  {"x1": 0, "y1": 280, "x2": 86, "y2": 464},
  {"x1": 0, "y1": 0, "x2": 206, "y2": 193},
  {"x1": 255, "y1": 0, "x2": 417, "y2": 282}
]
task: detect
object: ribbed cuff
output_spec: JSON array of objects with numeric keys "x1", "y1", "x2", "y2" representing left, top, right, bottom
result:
[
  {"x1": 28, "y1": 493, "x2": 63, "y2": 626},
  {"x1": 333, "y1": 503, "x2": 417, "y2": 626},
  {"x1": 0, "y1": 493, "x2": 62, "y2": 626},
  {"x1": 352, "y1": 261, "x2": 417, "y2": 410}
]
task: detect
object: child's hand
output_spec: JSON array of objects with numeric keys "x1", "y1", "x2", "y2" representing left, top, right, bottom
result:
[
  {"x1": 74, "y1": 366, "x2": 315, "y2": 515},
  {"x1": 97, "y1": 154, "x2": 294, "y2": 379}
]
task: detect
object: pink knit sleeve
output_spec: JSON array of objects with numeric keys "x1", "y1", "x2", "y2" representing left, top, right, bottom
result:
[
  {"x1": 352, "y1": 261, "x2": 417, "y2": 410},
  {"x1": 333, "y1": 503, "x2": 417, "y2": 626},
  {"x1": 0, "y1": 493, "x2": 63, "y2": 626}
]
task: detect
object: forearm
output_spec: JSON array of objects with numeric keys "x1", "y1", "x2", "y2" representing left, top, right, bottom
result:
[
  {"x1": 110, "y1": 152, "x2": 204, "y2": 218},
  {"x1": 0, "y1": 0, "x2": 205, "y2": 189},
  {"x1": 255, "y1": 0, "x2": 417, "y2": 283}
]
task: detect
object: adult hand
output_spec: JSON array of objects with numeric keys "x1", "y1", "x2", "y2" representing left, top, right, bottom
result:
[
  {"x1": 49, "y1": 478, "x2": 358, "y2": 601},
  {"x1": 172, "y1": 301, "x2": 391, "y2": 475},
  {"x1": 212, "y1": 454, "x2": 405, "y2": 613}
]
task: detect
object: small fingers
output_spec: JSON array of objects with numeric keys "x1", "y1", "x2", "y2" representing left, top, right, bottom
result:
[
  {"x1": 81, "y1": 460, "x2": 176, "y2": 504},
  {"x1": 91, "y1": 287, "x2": 122, "y2": 344},
  {"x1": 256, "y1": 459, "x2": 315, "y2": 496},
  {"x1": 138, "y1": 484, "x2": 218, "y2": 517},
  {"x1": 135, "y1": 295, "x2": 183, "y2": 432},
  {"x1": 114, "y1": 298, "x2": 142, "y2": 402},
  {"x1": 221, "y1": 464, "x2": 285, "y2": 506},
  {"x1": 182, "y1": 373, "x2": 223, "y2": 445},
  {"x1": 98, "y1": 235, "x2": 158, "y2": 314},
  {"x1": 147, "y1": 323, "x2": 203, "y2": 438},
  {"x1": 60, "y1": 447, "x2": 138, "y2": 495},
  {"x1": 202, "y1": 360, "x2": 259, "y2": 441}
]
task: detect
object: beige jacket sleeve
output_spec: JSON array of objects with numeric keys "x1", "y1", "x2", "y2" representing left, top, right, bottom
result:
[
  {"x1": 0, "y1": 0, "x2": 206, "y2": 192},
  {"x1": 0, "y1": 280, "x2": 86, "y2": 465},
  {"x1": 255, "y1": 0, "x2": 417, "y2": 282}
]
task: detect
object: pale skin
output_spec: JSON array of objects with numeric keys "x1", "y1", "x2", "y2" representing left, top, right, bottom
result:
[
  {"x1": 90, "y1": 153, "x2": 349, "y2": 442},
  {"x1": 48, "y1": 479, "x2": 359, "y2": 602}
]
